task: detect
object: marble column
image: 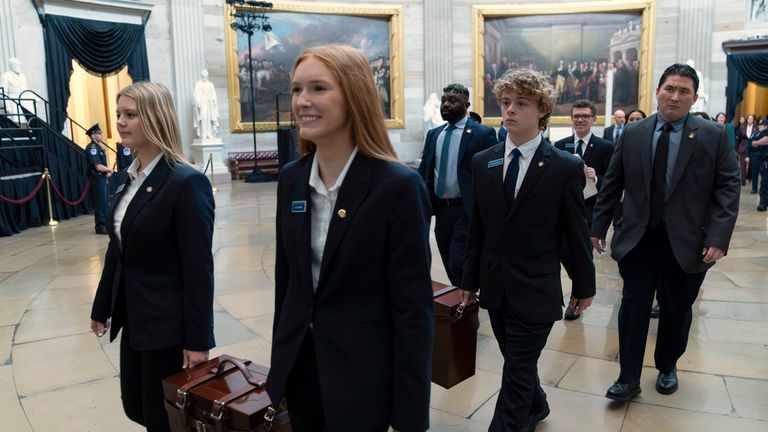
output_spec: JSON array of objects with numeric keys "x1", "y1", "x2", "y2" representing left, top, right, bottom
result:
[
  {"x1": 678, "y1": 0, "x2": 714, "y2": 110},
  {"x1": 169, "y1": 0, "x2": 206, "y2": 158},
  {"x1": 423, "y1": 0, "x2": 452, "y2": 101},
  {"x1": 0, "y1": 0, "x2": 16, "y2": 76}
]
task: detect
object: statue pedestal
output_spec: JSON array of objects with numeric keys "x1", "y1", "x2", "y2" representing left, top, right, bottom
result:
[{"x1": 191, "y1": 138, "x2": 231, "y2": 184}]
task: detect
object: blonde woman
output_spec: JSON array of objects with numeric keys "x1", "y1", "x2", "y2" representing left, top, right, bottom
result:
[
  {"x1": 90, "y1": 82, "x2": 215, "y2": 432},
  {"x1": 267, "y1": 45, "x2": 434, "y2": 431}
]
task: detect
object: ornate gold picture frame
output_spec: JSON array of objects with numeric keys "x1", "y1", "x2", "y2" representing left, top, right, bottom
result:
[
  {"x1": 225, "y1": 1, "x2": 404, "y2": 132},
  {"x1": 472, "y1": 1, "x2": 656, "y2": 126}
]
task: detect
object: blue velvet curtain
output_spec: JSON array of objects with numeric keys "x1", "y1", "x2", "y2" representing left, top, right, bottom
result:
[
  {"x1": 725, "y1": 52, "x2": 768, "y2": 121},
  {"x1": 42, "y1": 14, "x2": 150, "y2": 133}
]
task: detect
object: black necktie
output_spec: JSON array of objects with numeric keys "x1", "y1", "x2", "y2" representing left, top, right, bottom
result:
[
  {"x1": 650, "y1": 124, "x2": 673, "y2": 228},
  {"x1": 504, "y1": 148, "x2": 521, "y2": 206},
  {"x1": 576, "y1": 139, "x2": 584, "y2": 157}
]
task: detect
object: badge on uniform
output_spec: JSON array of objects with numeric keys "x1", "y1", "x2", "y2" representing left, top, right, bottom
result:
[
  {"x1": 487, "y1": 158, "x2": 503, "y2": 168},
  {"x1": 90, "y1": 148, "x2": 98, "y2": 155},
  {"x1": 291, "y1": 200, "x2": 307, "y2": 213},
  {"x1": 123, "y1": 147, "x2": 131, "y2": 156}
]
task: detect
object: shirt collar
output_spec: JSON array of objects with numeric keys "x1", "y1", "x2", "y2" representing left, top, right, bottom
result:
[
  {"x1": 573, "y1": 132, "x2": 592, "y2": 145},
  {"x1": 127, "y1": 152, "x2": 164, "y2": 181},
  {"x1": 309, "y1": 147, "x2": 359, "y2": 195},
  {"x1": 505, "y1": 134, "x2": 541, "y2": 160},
  {"x1": 446, "y1": 116, "x2": 468, "y2": 131},
  {"x1": 656, "y1": 113, "x2": 688, "y2": 133}
]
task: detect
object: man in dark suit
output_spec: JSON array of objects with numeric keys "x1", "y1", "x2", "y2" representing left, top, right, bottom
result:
[
  {"x1": 497, "y1": 121, "x2": 508, "y2": 144},
  {"x1": 603, "y1": 109, "x2": 626, "y2": 144},
  {"x1": 554, "y1": 99, "x2": 614, "y2": 320},
  {"x1": 591, "y1": 63, "x2": 740, "y2": 401},
  {"x1": 461, "y1": 69, "x2": 596, "y2": 432},
  {"x1": 418, "y1": 83, "x2": 497, "y2": 286}
]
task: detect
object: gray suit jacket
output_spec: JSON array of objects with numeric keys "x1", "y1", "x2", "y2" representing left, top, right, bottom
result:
[{"x1": 591, "y1": 114, "x2": 740, "y2": 274}]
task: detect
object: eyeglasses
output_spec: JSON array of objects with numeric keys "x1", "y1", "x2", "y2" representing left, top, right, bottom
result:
[{"x1": 571, "y1": 114, "x2": 595, "y2": 120}]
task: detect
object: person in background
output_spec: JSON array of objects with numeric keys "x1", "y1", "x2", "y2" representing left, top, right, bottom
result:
[
  {"x1": 268, "y1": 44, "x2": 434, "y2": 431},
  {"x1": 715, "y1": 112, "x2": 736, "y2": 149},
  {"x1": 85, "y1": 124, "x2": 112, "y2": 235},
  {"x1": 603, "y1": 109, "x2": 626, "y2": 144},
  {"x1": 90, "y1": 82, "x2": 216, "y2": 432},
  {"x1": 750, "y1": 119, "x2": 768, "y2": 211},
  {"x1": 626, "y1": 109, "x2": 647, "y2": 123},
  {"x1": 738, "y1": 114, "x2": 757, "y2": 189},
  {"x1": 469, "y1": 110, "x2": 483, "y2": 124}
]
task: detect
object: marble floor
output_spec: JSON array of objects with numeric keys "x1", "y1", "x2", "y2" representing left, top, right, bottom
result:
[{"x1": 1, "y1": 181, "x2": 767, "y2": 432}]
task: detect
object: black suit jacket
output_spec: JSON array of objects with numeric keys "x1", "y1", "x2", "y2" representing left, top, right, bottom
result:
[
  {"x1": 603, "y1": 125, "x2": 619, "y2": 143},
  {"x1": 91, "y1": 158, "x2": 216, "y2": 351},
  {"x1": 553, "y1": 134, "x2": 614, "y2": 222},
  {"x1": 462, "y1": 139, "x2": 596, "y2": 323},
  {"x1": 417, "y1": 118, "x2": 497, "y2": 217},
  {"x1": 592, "y1": 114, "x2": 741, "y2": 273},
  {"x1": 268, "y1": 154, "x2": 434, "y2": 431}
]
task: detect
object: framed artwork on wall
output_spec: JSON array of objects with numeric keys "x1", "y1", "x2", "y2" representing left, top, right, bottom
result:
[
  {"x1": 472, "y1": 1, "x2": 656, "y2": 126},
  {"x1": 225, "y1": 1, "x2": 404, "y2": 132}
]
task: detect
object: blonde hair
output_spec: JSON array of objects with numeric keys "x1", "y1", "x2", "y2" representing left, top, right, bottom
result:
[
  {"x1": 117, "y1": 82, "x2": 187, "y2": 165},
  {"x1": 292, "y1": 44, "x2": 399, "y2": 162},
  {"x1": 493, "y1": 69, "x2": 556, "y2": 131}
]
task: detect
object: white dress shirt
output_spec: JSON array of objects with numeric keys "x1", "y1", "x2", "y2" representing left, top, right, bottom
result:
[
  {"x1": 433, "y1": 116, "x2": 468, "y2": 198},
  {"x1": 503, "y1": 134, "x2": 541, "y2": 198},
  {"x1": 113, "y1": 153, "x2": 164, "y2": 244},
  {"x1": 309, "y1": 147, "x2": 358, "y2": 291},
  {"x1": 571, "y1": 132, "x2": 592, "y2": 158}
]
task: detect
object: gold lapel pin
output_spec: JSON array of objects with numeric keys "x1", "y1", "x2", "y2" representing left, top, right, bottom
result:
[
  {"x1": 538, "y1": 161, "x2": 544, "y2": 167},
  {"x1": 146, "y1": 186, "x2": 153, "y2": 193},
  {"x1": 337, "y1": 209, "x2": 347, "y2": 218},
  {"x1": 688, "y1": 132, "x2": 696, "y2": 139}
]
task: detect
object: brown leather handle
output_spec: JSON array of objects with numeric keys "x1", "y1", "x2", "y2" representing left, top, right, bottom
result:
[{"x1": 214, "y1": 355, "x2": 264, "y2": 388}]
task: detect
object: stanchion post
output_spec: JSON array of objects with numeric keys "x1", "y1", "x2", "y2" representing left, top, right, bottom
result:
[
  {"x1": 43, "y1": 168, "x2": 59, "y2": 226},
  {"x1": 209, "y1": 153, "x2": 218, "y2": 193}
]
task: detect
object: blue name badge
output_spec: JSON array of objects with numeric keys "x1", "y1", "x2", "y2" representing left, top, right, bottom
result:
[
  {"x1": 565, "y1": 143, "x2": 575, "y2": 149},
  {"x1": 487, "y1": 158, "x2": 504, "y2": 168},
  {"x1": 291, "y1": 200, "x2": 307, "y2": 213}
]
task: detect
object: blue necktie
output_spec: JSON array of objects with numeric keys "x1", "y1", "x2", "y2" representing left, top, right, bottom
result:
[
  {"x1": 504, "y1": 148, "x2": 521, "y2": 206},
  {"x1": 435, "y1": 124, "x2": 456, "y2": 197},
  {"x1": 576, "y1": 139, "x2": 584, "y2": 158}
]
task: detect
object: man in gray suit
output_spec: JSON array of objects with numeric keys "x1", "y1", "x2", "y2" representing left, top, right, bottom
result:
[{"x1": 591, "y1": 63, "x2": 740, "y2": 401}]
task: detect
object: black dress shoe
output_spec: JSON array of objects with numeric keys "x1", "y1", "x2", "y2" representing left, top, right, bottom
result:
[
  {"x1": 758, "y1": 205, "x2": 767, "y2": 212},
  {"x1": 605, "y1": 381, "x2": 641, "y2": 402},
  {"x1": 564, "y1": 306, "x2": 581, "y2": 320},
  {"x1": 522, "y1": 402, "x2": 550, "y2": 432},
  {"x1": 650, "y1": 303, "x2": 660, "y2": 318},
  {"x1": 656, "y1": 369, "x2": 678, "y2": 394},
  {"x1": 95, "y1": 226, "x2": 108, "y2": 235}
]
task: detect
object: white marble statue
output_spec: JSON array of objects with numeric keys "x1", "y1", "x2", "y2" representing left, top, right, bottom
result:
[
  {"x1": 1, "y1": 57, "x2": 29, "y2": 124},
  {"x1": 193, "y1": 69, "x2": 219, "y2": 139},
  {"x1": 686, "y1": 59, "x2": 708, "y2": 113},
  {"x1": 422, "y1": 92, "x2": 444, "y2": 129}
]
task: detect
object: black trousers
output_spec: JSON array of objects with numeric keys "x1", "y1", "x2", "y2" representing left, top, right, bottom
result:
[
  {"x1": 433, "y1": 200, "x2": 467, "y2": 286},
  {"x1": 89, "y1": 174, "x2": 108, "y2": 230},
  {"x1": 759, "y1": 159, "x2": 768, "y2": 207},
  {"x1": 616, "y1": 227, "x2": 706, "y2": 384},
  {"x1": 488, "y1": 306, "x2": 553, "y2": 432},
  {"x1": 285, "y1": 332, "x2": 325, "y2": 432},
  {"x1": 120, "y1": 329, "x2": 183, "y2": 432}
]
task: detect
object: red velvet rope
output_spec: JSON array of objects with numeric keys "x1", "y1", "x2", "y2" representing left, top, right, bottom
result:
[
  {"x1": 0, "y1": 175, "x2": 46, "y2": 204},
  {"x1": 48, "y1": 175, "x2": 90, "y2": 206}
]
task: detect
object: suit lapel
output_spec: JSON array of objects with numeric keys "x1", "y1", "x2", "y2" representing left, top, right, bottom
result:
[
  {"x1": 667, "y1": 117, "x2": 697, "y2": 199},
  {"x1": 107, "y1": 175, "x2": 132, "y2": 257},
  {"x1": 638, "y1": 115, "x2": 657, "y2": 194},
  {"x1": 288, "y1": 158, "x2": 314, "y2": 296},
  {"x1": 458, "y1": 119, "x2": 476, "y2": 165},
  {"x1": 120, "y1": 159, "x2": 171, "y2": 250},
  {"x1": 318, "y1": 155, "x2": 373, "y2": 288},
  {"x1": 484, "y1": 144, "x2": 506, "y2": 215},
  {"x1": 508, "y1": 138, "x2": 551, "y2": 218}
]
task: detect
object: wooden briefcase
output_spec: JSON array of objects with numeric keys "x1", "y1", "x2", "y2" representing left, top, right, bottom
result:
[
  {"x1": 162, "y1": 355, "x2": 291, "y2": 432},
  {"x1": 431, "y1": 281, "x2": 480, "y2": 389}
]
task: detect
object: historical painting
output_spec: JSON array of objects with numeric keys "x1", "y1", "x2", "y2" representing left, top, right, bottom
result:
[
  {"x1": 225, "y1": 2, "x2": 403, "y2": 132},
  {"x1": 749, "y1": 0, "x2": 768, "y2": 22},
  {"x1": 473, "y1": 1, "x2": 656, "y2": 125}
]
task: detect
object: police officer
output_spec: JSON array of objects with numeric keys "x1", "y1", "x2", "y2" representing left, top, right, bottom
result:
[
  {"x1": 116, "y1": 142, "x2": 133, "y2": 171},
  {"x1": 751, "y1": 119, "x2": 768, "y2": 211},
  {"x1": 85, "y1": 124, "x2": 112, "y2": 234}
]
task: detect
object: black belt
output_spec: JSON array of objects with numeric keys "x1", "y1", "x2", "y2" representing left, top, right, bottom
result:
[{"x1": 434, "y1": 196, "x2": 462, "y2": 206}]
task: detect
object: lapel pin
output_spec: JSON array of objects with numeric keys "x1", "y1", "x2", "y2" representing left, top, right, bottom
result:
[
  {"x1": 146, "y1": 186, "x2": 153, "y2": 193},
  {"x1": 337, "y1": 209, "x2": 347, "y2": 218},
  {"x1": 688, "y1": 132, "x2": 696, "y2": 139},
  {"x1": 291, "y1": 200, "x2": 307, "y2": 213},
  {"x1": 589, "y1": 143, "x2": 594, "y2": 147},
  {"x1": 466, "y1": 129, "x2": 472, "y2": 134},
  {"x1": 115, "y1": 184, "x2": 125, "y2": 194},
  {"x1": 538, "y1": 161, "x2": 544, "y2": 167}
]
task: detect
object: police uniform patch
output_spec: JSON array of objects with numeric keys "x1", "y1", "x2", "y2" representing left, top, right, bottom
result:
[
  {"x1": 90, "y1": 148, "x2": 98, "y2": 155},
  {"x1": 123, "y1": 147, "x2": 131, "y2": 156}
]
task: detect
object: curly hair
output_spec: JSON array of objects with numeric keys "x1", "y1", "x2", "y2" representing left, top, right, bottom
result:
[{"x1": 493, "y1": 69, "x2": 556, "y2": 130}]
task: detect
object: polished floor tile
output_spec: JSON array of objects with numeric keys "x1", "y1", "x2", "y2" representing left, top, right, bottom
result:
[{"x1": 1, "y1": 182, "x2": 767, "y2": 431}]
